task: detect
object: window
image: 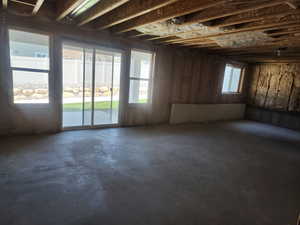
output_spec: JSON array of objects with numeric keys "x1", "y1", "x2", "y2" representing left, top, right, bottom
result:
[
  {"x1": 34, "y1": 52, "x2": 48, "y2": 58},
  {"x1": 9, "y1": 29, "x2": 50, "y2": 104},
  {"x1": 129, "y1": 50, "x2": 154, "y2": 104},
  {"x1": 222, "y1": 64, "x2": 243, "y2": 94}
]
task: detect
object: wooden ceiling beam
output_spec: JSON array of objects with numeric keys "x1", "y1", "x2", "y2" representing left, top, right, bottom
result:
[
  {"x1": 77, "y1": 0, "x2": 129, "y2": 26},
  {"x1": 226, "y1": 50, "x2": 300, "y2": 56},
  {"x1": 221, "y1": 46, "x2": 300, "y2": 53},
  {"x1": 271, "y1": 36, "x2": 300, "y2": 43},
  {"x1": 268, "y1": 28, "x2": 300, "y2": 36},
  {"x1": 145, "y1": 6, "x2": 300, "y2": 42},
  {"x1": 153, "y1": 36, "x2": 181, "y2": 43},
  {"x1": 180, "y1": 0, "x2": 287, "y2": 27},
  {"x1": 223, "y1": 46, "x2": 299, "y2": 52},
  {"x1": 227, "y1": 56, "x2": 300, "y2": 63},
  {"x1": 2, "y1": 0, "x2": 7, "y2": 8},
  {"x1": 229, "y1": 52, "x2": 300, "y2": 57},
  {"x1": 225, "y1": 48, "x2": 300, "y2": 55},
  {"x1": 168, "y1": 38, "x2": 210, "y2": 44},
  {"x1": 213, "y1": 41, "x2": 300, "y2": 53},
  {"x1": 263, "y1": 23, "x2": 300, "y2": 32},
  {"x1": 160, "y1": 21, "x2": 300, "y2": 44},
  {"x1": 134, "y1": 8, "x2": 300, "y2": 40},
  {"x1": 230, "y1": 55, "x2": 300, "y2": 59},
  {"x1": 130, "y1": 1, "x2": 300, "y2": 44},
  {"x1": 125, "y1": 30, "x2": 144, "y2": 38},
  {"x1": 93, "y1": 0, "x2": 179, "y2": 30},
  {"x1": 178, "y1": 40, "x2": 216, "y2": 46},
  {"x1": 32, "y1": 0, "x2": 45, "y2": 15},
  {"x1": 11, "y1": 0, "x2": 35, "y2": 7},
  {"x1": 194, "y1": 43, "x2": 219, "y2": 48},
  {"x1": 212, "y1": 8, "x2": 300, "y2": 28},
  {"x1": 111, "y1": 0, "x2": 226, "y2": 33},
  {"x1": 57, "y1": 0, "x2": 87, "y2": 21},
  {"x1": 285, "y1": 0, "x2": 299, "y2": 9}
]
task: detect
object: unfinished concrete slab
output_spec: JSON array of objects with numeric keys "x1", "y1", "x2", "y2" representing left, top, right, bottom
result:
[{"x1": 0, "y1": 121, "x2": 299, "y2": 225}]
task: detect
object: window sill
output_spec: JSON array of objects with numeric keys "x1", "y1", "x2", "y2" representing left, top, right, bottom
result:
[
  {"x1": 128, "y1": 102, "x2": 151, "y2": 107},
  {"x1": 12, "y1": 103, "x2": 51, "y2": 108},
  {"x1": 222, "y1": 92, "x2": 242, "y2": 95}
]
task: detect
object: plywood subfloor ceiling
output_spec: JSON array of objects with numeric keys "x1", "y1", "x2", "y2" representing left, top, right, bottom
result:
[{"x1": 2, "y1": 0, "x2": 300, "y2": 62}]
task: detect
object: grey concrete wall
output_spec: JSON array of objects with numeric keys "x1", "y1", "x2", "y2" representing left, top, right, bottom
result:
[{"x1": 245, "y1": 106, "x2": 300, "y2": 131}]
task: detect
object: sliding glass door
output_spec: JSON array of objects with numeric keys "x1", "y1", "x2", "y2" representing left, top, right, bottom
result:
[
  {"x1": 62, "y1": 42, "x2": 121, "y2": 128},
  {"x1": 94, "y1": 50, "x2": 120, "y2": 125}
]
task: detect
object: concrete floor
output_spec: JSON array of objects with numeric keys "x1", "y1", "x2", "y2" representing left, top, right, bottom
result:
[{"x1": 0, "y1": 121, "x2": 300, "y2": 225}]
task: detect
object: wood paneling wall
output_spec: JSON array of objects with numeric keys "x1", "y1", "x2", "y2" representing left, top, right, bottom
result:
[
  {"x1": 171, "y1": 51, "x2": 246, "y2": 105},
  {"x1": 123, "y1": 48, "x2": 174, "y2": 126},
  {"x1": 123, "y1": 50, "x2": 247, "y2": 126},
  {"x1": 247, "y1": 63, "x2": 300, "y2": 112}
]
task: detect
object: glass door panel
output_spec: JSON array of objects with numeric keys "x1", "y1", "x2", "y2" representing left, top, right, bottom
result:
[
  {"x1": 112, "y1": 55, "x2": 121, "y2": 124},
  {"x1": 94, "y1": 51, "x2": 113, "y2": 125},
  {"x1": 83, "y1": 49, "x2": 93, "y2": 126},
  {"x1": 62, "y1": 45, "x2": 84, "y2": 127}
]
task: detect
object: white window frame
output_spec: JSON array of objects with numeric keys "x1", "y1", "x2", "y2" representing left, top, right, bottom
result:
[
  {"x1": 8, "y1": 28, "x2": 52, "y2": 104},
  {"x1": 129, "y1": 49, "x2": 155, "y2": 104},
  {"x1": 222, "y1": 63, "x2": 244, "y2": 95}
]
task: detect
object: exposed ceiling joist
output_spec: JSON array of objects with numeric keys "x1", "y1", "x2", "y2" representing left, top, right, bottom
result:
[
  {"x1": 93, "y1": 0, "x2": 179, "y2": 30},
  {"x1": 227, "y1": 50, "x2": 300, "y2": 56},
  {"x1": 213, "y1": 41, "x2": 300, "y2": 53},
  {"x1": 268, "y1": 28, "x2": 300, "y2": 36},
  {"x1": 180, "y1": 41, "x2": 217, "y2": 47},
  {"x1": 166, "y1": 38, "x2": 208, "y2": 44},
  {"x1": 77, "y1": 0, "x2": 129, "y2": 26},
  {"x1": 144, "y1": 1, "x2": 298, "y2": 42},
  {"x1": 180, "y1": 0, "x2": 287, "y2": 27},
  {"x1": 241, "y1": 58, "x2": 300, "y2": 63},
  {"x1": 11, "y1": 0, "x2": 35, "y2": 7},
  {"x1": 3, "y1": 0, "x2": 300, "y2": 60},
  {"x1": 126, "y1": 30, "x2": 144, "y2": 38},
  {"x1": 271, "y1": 35, "x2": 300, "y2": 43},
  {"x1": 2, "y1": 0, "x2": 7, "y2": 8},
  {"x1": 160, "y1": 20, "x2": 300, "y2": 44},
  {"x1": 235, "y1": 44, "x2": 300, "y2": 52},
  {"x1": 57, "y1": 0, "x2": 87, "y2": 21},
  {"x1": 226, "y1": 52, "x2": 300, "y2": 57},
  {"x1": 195, "y1": 43, "x2": 219, "y2": 48},
  {"x1": 32, "y1": 0, "x2": 45, "y2": 15},
  {"x1": 155, "y1": 37, "x2": 182, "y2": 45},
  {"x1": 149, "y1": 20, "x2": 300, "y2": 42},
  {"x1": 285, "y1": 0, "x2": 299, "y2": 9},
  {"x1": 212, "y1": 8, "x2": 300, "y2": 28},
  {"x1": 111, "y1": 0, "x2": 227, "y2": 33},
  {"x1": 229, "y1": 51, "x2": 300, "y2": 56}
]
